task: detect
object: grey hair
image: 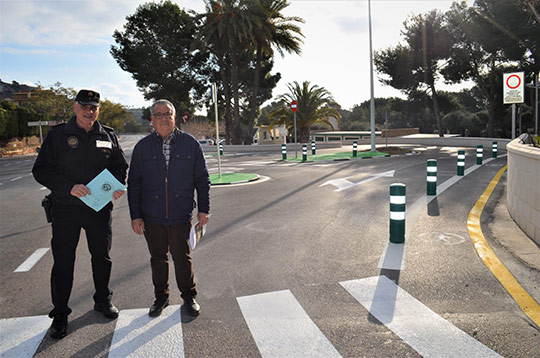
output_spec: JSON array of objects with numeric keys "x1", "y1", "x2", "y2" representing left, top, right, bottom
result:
[{"x1": 150, "y1": 99, "x2": 176, "y2": 116}]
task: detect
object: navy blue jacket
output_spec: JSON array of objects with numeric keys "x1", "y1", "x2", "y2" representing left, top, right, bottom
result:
[
  {"x1": 127, "y1": 129, "x2": 210, "y2": 225},
  {"x1": 32, "y1": 117, "x2": 128, "y2": 207}
]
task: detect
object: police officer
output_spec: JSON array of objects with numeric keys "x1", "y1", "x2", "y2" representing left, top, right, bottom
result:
[{"x1": 32, "y1": 89, "x2": 128, "y2": 339}]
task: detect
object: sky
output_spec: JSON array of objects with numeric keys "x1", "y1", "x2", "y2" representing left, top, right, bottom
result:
[{"x1": 0, "y1": 0, "x2": 472, "y2": 113}]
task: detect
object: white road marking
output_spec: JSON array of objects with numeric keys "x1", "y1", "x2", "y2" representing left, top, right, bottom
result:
[
  {"x1": 340, "y1": 276, "x2": 501, "y2": 358},
  {"x1": 10, "y1": 177, "x2": 22, "y2": 182},
  {"x1": 14, "y1": 248, "x2": 50, "y2": 273},
  {"x1": 378, "y1": 157, "x2": 503, "y2": 270},
  {"x1": 320, "y1": 170, "x2": 395, "y2": 192},
  {"x1": 0, "y1": 315, "x2": 50, "y2": 358},
  {"x1": 237, "y1": 289, "x2": 342, "y2": 358},
  {"x1": 39, "y1": 187, "x2": 47, "y2": 190},
  {"x1": 108, "y1": 305, "x2": 184, "y2": 358}
]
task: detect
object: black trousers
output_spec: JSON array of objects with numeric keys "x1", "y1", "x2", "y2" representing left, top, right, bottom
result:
[
  {"x1": 49, "y1": 204, "x2": 113, "y2": 317},
  {"x1": 143, "y1": 222, "x2": 197, "y2": 301}
]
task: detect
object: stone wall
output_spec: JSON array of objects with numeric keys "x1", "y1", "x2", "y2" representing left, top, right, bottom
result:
[{"x1": 507, "y1": 138, "x2": 540, "y2": 246}]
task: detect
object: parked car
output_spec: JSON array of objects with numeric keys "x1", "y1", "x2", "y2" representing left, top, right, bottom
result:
[{"x1": 198, "y1": 139, "x2": 214, "y2": 146}]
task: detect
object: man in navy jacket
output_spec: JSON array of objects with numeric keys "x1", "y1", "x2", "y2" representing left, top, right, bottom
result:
[{"x1": 127, "y1": 99, "x2": 210, "y2": 317}]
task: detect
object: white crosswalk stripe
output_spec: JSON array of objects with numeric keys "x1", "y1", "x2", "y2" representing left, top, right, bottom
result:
[
  {"x1": 0, "y1": 315, "x2": 50, "y2": 358},
  {"x1": 0, "y1": 276, "x2": 501, "y2": 358},
  {"x1": 108, "y1": 305, "x2": 184, "y2": 358},
  {"x1": 237, "y1": 290, "x2": 342, "y2": 358},
  {"x1": 340, "y1": 276, "x2": 501, "y2": 358}
]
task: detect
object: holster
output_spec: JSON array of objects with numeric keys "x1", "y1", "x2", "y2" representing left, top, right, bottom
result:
[{"x1": 41, "y1": 194, "x2": 53, "y2": 223}]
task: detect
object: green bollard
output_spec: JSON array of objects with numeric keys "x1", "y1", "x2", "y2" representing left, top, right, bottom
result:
[
  {"x1": 426, "y1": 159, "x2": 437, "y2": 195},
  {"x1": 457, "y1": 150, "x2": 465, "y2": 176},
  {"x1": 492, "y1": 141, "x2": 497, "y2": 158},
  {"x1": 311, "y1": 140, "x2": 316, "y2": 155},
  {"x1": 389, "y1": 183, "x2": 406, "y2": 244},
  {"x1": 219, "y1": 143, "x2": 223, "y2": 156},
  {"x1": 282, "y1": 144, "x2": 287, "y2": 160},
  {"x1": 302, "y1": 144, "x2": 307, "y2": 161},
  {"x1": 476, "y1": 144, "x2": 483, "y2": 165},
  {"x1": 353, "y1": 141, "x2": 358, "y2": 157}
]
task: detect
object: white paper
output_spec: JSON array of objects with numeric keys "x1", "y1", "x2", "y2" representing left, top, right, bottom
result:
[{"x1": 189, "y1": 222, "x2": 206, "y2": 250}]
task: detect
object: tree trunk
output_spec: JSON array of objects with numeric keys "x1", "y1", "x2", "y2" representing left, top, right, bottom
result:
[
  {"x1": 245, "y1": 42, "x2": 263, "y2": 145},
  {"x1": 230, "y1": 48, "x2": 242, "y2": 144},
  {"x1": 218, "y1": 57, "x2": 233, "y2": 144},
  {"x1": 299, "y1": 127, "x2": 310, "y2": 143},
  {"x1": 430, "y1": 83, "x2": 444, "y2": 137}
]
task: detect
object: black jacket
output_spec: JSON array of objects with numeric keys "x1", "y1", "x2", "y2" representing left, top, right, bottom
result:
[
  {"x1": 127, "y1": 129, "x2": 210, "y2": 225},
  {"x1": 32, "y1": 117, "x2": 128, "y2": 207}
]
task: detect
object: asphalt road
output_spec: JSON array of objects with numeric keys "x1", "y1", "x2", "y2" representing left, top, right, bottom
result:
[{"x1": 0, "y1": 135, "x2": 538, "y2": 358}]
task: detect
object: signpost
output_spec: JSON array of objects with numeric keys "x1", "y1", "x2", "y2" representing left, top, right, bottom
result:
[
  {"x1": 503, "y1": 72, "x2": 524, "y2": 139},
  {"x1": 212, "y1": 82, "x2": 221, "y2": 178},
  {"x1": 27, "y1": 120, "x2": 47, "y2": 145},
  {"x1": 291, "y1": 100, "x2": 298, "y2": 158}
]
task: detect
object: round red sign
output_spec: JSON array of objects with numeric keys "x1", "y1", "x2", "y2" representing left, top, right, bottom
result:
[{"x1": 290, "y1": 100, "x2": 298, "y2": 113}]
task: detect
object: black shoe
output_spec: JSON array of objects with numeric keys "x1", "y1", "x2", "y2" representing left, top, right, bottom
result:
[
  {"x1": 94, "y1": 301, "x2": 119, "y2": 319},
  {"x1": 149, "y1": 298, "x2": 169, "y2": 317},
  {"x1": 50, "y1": 315, "x2": 68, "y2": 339},
  {"x1": 184, "y1": 297, "x2": 200, "y2": 316}
]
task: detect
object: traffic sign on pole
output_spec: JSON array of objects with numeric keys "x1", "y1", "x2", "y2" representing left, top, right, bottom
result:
[
  {"x1": 503, "y1": 72, "x2": 524, "y2": 104},
  {"x1": 182, "y1": 112, "x2": 189, "y2": 122},
  {"x1": 290, "y1": 100, "x2": 297, "y2": 112}
]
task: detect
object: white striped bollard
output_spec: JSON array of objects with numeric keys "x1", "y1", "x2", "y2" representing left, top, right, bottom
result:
[
  {"x1": 353, "y1": 141, "x2": 358, "y2": 157},
  {"x1": 219, "y1": 143, "x2": 223, "y2": 156},
  {"x1": 389, "y1": 183, "x2": 406, "y2": 243},
  {"x1": 311, "y1": 140, "x2": 316, "y2": 155},
  {"x1": 302, "y1": 144, "x2": 307, "y2": 161},
  {"x1": 282, "y1": 144, "x2": 287, "y2": 160},
  {"x1": 476, "y1": 144, "x2": 483, "y2": 165},
  {"x1": 426, "y1": 159, "x2": 437, "y2": 195},
  {"x1": 457, "y1": 150, "x2": 465, "y2": 176},
  {"x1": 492, "y1": 141, "x2": 497, "y2": 158}
]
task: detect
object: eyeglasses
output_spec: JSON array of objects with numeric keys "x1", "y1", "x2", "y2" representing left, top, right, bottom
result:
[
  {"x1": 80, "y1": 104, "x2": 99, "y2": 112},
  {"x1": 153, "y1": 112, "x2": 173, "y2": 119}
]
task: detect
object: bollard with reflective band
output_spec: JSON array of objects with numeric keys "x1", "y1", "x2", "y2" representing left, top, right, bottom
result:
[
  {"x1": 302, "y1": 144, "x2": 307, "y2": 161},
  {"x1": 492, "y1": 141, "x2": 497, "y2": 158},
  {"x1": 426, "y1": 159, "x2": 437, "y2": 195},
  {"x1": 311, "y1": 140, "x2": 316, "y2": 155},
  {"x1": 282, "y1": 144, "x2": 287, "y2": 160},
  {"x1": 219, "y1": 143, "x2": 223, "y2": 156},
  {"x1": 389, "y1": 183, "x2": 406, "y2": 243},
  {"x1": 457, "y1": 150, "x2": 465, "y2": 176},
  {"x1": 476, "y1": 144, "x2": 483, "y2": 165},
  {"x1": 353, "y1": 141, "x2": 358, "y2": 157}
]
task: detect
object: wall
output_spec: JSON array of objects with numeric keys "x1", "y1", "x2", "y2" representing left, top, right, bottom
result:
[{"x1": 507, "y1": 138, "x2": 540, "y2": 246}]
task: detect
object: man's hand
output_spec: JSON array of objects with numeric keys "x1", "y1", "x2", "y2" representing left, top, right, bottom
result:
[
  {"x1": 197, "y1": 212, "x2": 210, "y2": 227},
  {"x1": 70, "y1": 184, "x2": 91, "y2": 198},
  {"x1": 113, "y1": 189, "x2": 126, "y2": 200},
  {"x1": 131, "y1": 218, "x2": 145, "y2": 235}
]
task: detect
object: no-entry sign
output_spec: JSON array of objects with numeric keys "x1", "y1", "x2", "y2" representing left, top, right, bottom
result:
[
  {"x1": 503, "y1": 72, "x2": 524, "y2": 104},
  {"x1": 290, "y1": 100, "x2": 298, "y2": 112}
]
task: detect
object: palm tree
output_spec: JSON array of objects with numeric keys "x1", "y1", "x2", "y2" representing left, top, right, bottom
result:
[
  {"x1": 245, "y1": 0, "x2": 304, "y2": 143},
  {"x1": 200, "y1": 0, "x2": 254, "y2": 143},
  {"x1": 269, "y1": 81, "x2": 341, "y2": 143}
]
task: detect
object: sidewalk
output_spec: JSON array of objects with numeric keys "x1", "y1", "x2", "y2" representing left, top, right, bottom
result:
[{"x1": 489, "y1": 188, "x2": 540, "y2": 272}]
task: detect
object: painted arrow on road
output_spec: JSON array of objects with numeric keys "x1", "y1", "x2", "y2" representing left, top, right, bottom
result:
[{"x1": 319, "y1": 170, "x2": 395, "y2": 192}]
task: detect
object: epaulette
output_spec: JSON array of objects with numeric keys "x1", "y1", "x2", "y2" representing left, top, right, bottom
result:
[{"x1": 102, "y1": 124, "x2": 115, "y2": 132}]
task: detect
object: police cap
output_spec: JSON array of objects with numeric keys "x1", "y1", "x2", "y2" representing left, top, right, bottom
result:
[{"x1": 75, "y1": 89, "x2": 100, "y2": 106}]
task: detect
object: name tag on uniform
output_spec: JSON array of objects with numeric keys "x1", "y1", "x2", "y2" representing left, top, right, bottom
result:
[{"x1": 96, "y1": 140, "x2": 112, "y2": 149}]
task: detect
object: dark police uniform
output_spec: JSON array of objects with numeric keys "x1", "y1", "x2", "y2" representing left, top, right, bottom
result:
[{"x1": 32, "y1": 115, "x2": 128, "y2": 318}]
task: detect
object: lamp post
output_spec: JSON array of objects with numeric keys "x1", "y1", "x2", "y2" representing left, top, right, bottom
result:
[{"x1": 368, "y1": 0, "x2": 376, "y2": 152}]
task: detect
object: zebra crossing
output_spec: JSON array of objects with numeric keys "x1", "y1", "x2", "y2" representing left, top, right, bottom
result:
[{"x1": 0, "y1": 275, "x2": 500, "y2": 358}]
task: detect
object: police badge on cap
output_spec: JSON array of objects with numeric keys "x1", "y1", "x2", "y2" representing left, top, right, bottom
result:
[{"x1": 75, "y1": 90, "x2": 100, "y2": 106}]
